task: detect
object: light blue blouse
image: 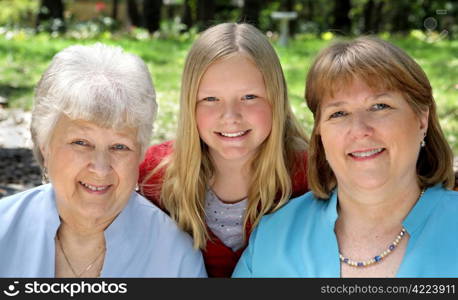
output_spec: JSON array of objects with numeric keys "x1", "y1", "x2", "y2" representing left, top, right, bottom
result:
[
  {"x1": 233, "y1": 184, "x2": 458, "y2": 277},
  {"x1": 0, "y1": 184, "x2": 207, "y2": 277}
]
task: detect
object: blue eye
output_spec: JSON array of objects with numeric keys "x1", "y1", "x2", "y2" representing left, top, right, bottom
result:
[
  {"x1": 112, "y1": 144, "x2": 129, "y2": 151},
  {"x1": 203, "y1": 96, "x2": 218, "y2": 102},
  {"x1": 72, "y1": 140, "x2": 88, "y2": 146},
  {"x1": 371, "y1": 103, "x2": 391, "y2": 111},
  {"x1": 329, "y1": 111, "x2": 347, "y2": 119},
  {"x1": 242, "y1": 94, "x2": 258, "y2": 100}
]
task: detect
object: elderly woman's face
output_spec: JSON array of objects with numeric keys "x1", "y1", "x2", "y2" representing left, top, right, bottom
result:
[
  {"x1": 318, "y1": 80, "x2": 428, "y2": 192},
  {"x1": 42, "y1": 115, "x2": 142, "y2": 223}
]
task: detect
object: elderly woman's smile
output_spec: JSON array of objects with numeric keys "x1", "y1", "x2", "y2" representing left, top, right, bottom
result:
[{"x1": 43, "y1": 115, "x2": 142, "y2": 223}]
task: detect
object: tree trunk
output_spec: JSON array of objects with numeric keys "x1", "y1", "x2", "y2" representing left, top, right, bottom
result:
[
  {"x1": 127, "y1": 0, "x2": 141, "y2": 27},
  {"x1": 373, "y1": 0, "x2": 384, "y2": 33},
  {"x1": 332, "y1": 0, "x2": 351, "y2": 35},
  {"x1": 391, "y1": 0, "x2": 411, "y2": 34},
  {"x1": 363, "y1": 0, "x2": 374, "y2": 33},
  {"x1": 36, "y1": 0, "x2": 65, "y2": 32},
  {"x1": 112, "y1": 0, "x2": 119, "y2": 20},
  {"x1": 182, "y1": 0, "x2": 194, "y2": 30},
  {"x1": 197, "y1": 0, "x2": 215, "y2": 31},
  {"x1": 241, "y1": 0, "x2": 262, "y2": 27},
  {"x1": 144, "y1": 0, "x2": 163, "y2": 33}
]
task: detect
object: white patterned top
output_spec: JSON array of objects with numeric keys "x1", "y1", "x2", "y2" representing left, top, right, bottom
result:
[{"x1": 205, "y1": 188, "x2": 248, "y2": 251}]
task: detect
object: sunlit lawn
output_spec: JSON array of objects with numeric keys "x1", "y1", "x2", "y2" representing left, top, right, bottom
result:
[{"x1": 0, "y1": 34, "x2": 457, "y2": 153}]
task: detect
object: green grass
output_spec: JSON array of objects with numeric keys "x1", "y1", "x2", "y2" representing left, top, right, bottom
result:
[{"x1": 0, "y1": 34, "x2": 457, "y2": 153}]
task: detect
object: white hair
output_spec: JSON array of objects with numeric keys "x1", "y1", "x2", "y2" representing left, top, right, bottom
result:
[{"x1": 31, "y1": 43, "x2": 157, "y2": 168}]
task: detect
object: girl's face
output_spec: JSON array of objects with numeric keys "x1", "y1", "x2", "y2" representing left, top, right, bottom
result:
[{"x1": 196, "y1": 54, "x2": 272, "y2": 166}]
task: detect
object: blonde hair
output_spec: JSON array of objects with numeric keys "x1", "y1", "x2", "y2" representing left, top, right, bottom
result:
[
  {"x1": 305, "y1": 36, "x2": 454, "y2": 199},
  {"x1": 32, "y1": 43, "x2": 157, "y2": 169},
  {"x1": 142, "y1": 23, "x2": 308, "y2": 249}
]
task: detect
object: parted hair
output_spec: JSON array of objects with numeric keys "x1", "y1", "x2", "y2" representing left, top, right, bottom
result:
[
  {"x1": 305, "y1": 36, "x2": 454, "y2": 199},
  {"x1": 141, "y1": 22, "x2": 308, "y2": 249},
  {"x1": 31, "y1": 43, "x2": 157, "y2": 169}
]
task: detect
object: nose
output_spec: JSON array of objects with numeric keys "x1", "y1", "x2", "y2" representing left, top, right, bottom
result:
[
  {"x1": 349, "y1": 113, "x2": 374, "y2": 139},
  {"x1": 88, "y1": 150, "x2": 112, "y2": 177},
  {"x1": 220, "y1": 100, "x2": 242, "y2": 124}
]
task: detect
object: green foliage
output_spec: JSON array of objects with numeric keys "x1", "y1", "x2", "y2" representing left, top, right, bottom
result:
[
  {"x1": 0, "y1": 33, "x2": 456, "y2": 154},
  {"x1": 0, "y1": 0, "x2": 38, "y2": 27}
]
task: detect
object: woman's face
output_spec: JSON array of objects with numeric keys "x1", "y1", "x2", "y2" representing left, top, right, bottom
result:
[
  {"x1": 196, "y1": 54, "x2": 272, "y2": 166},
  {"x1": 318, "y1": 80, "x2": 428, "y2": 192},
  {"x1": 42, "y1": 115, "x2": 142, "y2": 225}
]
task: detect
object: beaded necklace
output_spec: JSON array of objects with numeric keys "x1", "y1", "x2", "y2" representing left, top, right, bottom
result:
[{"x1": 339, "y1": 189, "x2": 425, "y2": 268}]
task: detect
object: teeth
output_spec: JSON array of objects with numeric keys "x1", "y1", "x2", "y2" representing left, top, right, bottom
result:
[
  {"x1": 351, "y1": 148, "x2": 384, "y2": 157},
  {"x1": 80, "y1": 181, "x2": 109, "y2": 191},
  {"x1": 220, "y1": 131, "x2": 247, "y2": 137}
]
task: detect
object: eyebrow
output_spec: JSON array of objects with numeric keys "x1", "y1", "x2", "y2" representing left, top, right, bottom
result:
[{"x1": 322, "y1": 92, "x2": 391, "y2": 109}]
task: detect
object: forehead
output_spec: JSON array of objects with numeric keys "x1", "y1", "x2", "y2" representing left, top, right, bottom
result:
[
  {"x1": 52, "y1": 115, "x2": 137, "y2": 140},
  {"x1": 198, "y1": 54, "x2": 264, "y2": 90}
]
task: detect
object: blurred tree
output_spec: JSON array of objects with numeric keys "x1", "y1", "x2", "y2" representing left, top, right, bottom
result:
[
  {"x1": 197, "y1": 0, "x2": 215, "y2": 30},
  {"x1": 182, "y1": 0, "x2": 194, "y2": 29},
  {"x1": 362, "y1": 0, "x2": 384, "y2": 34},
  {"x1": 112, "y1": 0, "x2": 119, "y2": 20},
  {"x1": 127, "y1": 0, "x2": 141, "y2": 27},
  {"x1": 144, "y1": 0, "x2": 163, "y2": 33},
  {"x1": 390, "y1": 0, "x2": 412, "y2": 34},
  {"x1": 241, "y1": 0, "x2": 262, "y2": 26},
  {"x1": 332, "y1": 0, "x2": 351, "y2": 34},
  {"x1": 36, "y1": 0, "x2": 65, "y2": 32}
]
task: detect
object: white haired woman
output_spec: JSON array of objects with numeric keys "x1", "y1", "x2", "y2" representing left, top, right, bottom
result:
[{"x1": 0, "y1": 43, "x2": 206, "y2": 277}]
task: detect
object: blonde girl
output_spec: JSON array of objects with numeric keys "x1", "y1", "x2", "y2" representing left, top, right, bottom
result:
[{"x1": 139, "y1": 22, "x2": 308, "y2": 277}]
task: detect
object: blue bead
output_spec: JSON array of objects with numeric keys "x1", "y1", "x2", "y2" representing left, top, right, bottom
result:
[
  {"x1": 357, "y1": 262, "x2": 364, "y2": 267},
  {"x1": 374, "y1": 256, "x2": 382, "y2": 262},
  {"x1": 389, "y1": 244, "x2": 396, "y2": 250},
  {"x1": 343, "y1": 258, "x2": 349, "y2": 263}
]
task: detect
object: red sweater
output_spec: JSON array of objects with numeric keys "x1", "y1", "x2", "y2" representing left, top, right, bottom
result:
[{"x1": 138, "y1": 140, "x2": 308, "y2": 277}]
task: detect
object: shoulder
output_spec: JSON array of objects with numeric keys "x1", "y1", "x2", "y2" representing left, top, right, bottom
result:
[
  {"x1": 260, "y1": 191, "x2": 324, "y2": 230},
  {"x1": 142, "y1": 141, "x2": 174, "y2": 166},
  {"x1": 430, "y1": 185, "x2": 458, "y2": 211},
  {"x1": 138, "y1": 141, "x2": 174, "y2": 204},
  {"x1": 139, "y1": 140, "x2": 174, "y2": 176},
  {"x1": 0, "y1": 185, "x2": 57, "y2": 238},
  {"x1": 291, "y1": 150, "x2": 309, "y2": 197},
  {"x1": 129, "y1": 193, "x2": 195, "y2": 246},
  {"x1": 428, "y1": 184, "x2": 458, "y2": 202},
  {"x1": 0, "y1": 185, "x2": 50, "y2": 215}
]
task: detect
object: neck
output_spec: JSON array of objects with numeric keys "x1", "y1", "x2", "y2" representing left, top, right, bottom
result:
[
  {"x1": 210, "y1": 155, "x2": 251, "y2": 203},
  {"x1": 57, "y1": 221, "x2": 106, "y2": 246},
  {"x1": 335, "y1": 181, "x2": 422, "y2": 235}
]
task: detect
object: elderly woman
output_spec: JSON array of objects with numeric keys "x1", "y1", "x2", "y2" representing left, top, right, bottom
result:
[
  {"x1": 0, "y1": 43, "x2": 206, "y2": 277},
  {"x1": 233, "y1": 36, "x2": 457, "y2": 277}
]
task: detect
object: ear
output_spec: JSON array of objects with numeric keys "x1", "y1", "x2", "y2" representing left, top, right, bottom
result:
[
  {"x1": 419, "y1": 108, "x2": 429, "y2": 133},
  {"x1": 40, "y1": 144, "x2": 49, "y2": 169}
]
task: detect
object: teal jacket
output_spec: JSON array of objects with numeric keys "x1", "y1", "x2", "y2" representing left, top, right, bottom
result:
[{"x1": 233, "y1": 185, "x2": 458, "y2": 277}]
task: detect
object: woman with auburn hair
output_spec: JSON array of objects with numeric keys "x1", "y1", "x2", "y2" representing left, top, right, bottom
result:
[
  {"x1": 138, "y1": 22, "x2": 309, "y2": 277},
  {"x1": 233, "y1": 36, "x2": 457, "y2": 277}
]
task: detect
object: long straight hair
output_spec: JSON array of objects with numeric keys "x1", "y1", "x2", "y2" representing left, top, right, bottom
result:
[{"x1": 142, "y1": 23, "x2": 308, "y2": 249}]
